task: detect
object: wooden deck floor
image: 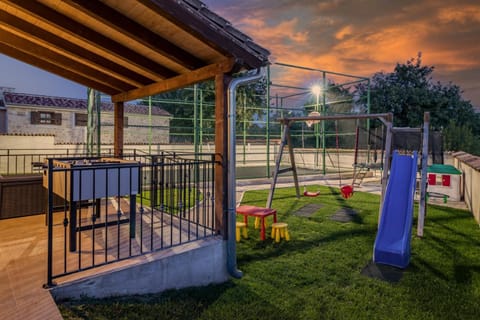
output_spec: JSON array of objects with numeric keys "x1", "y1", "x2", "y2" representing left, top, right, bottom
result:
[
  {"x1": 0, "y1": 199, "x2": 215, "y2": 320},
  {"x1": 0, "y1": 214, "x2": 63, "y2": 320}
]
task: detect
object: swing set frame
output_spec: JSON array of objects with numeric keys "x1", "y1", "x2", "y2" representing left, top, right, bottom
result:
[
  {"x1": 266, "y1": 112, "x2": 431, "y2": 237},
  {"x1": 266, "y1": 113, "x2": 394, "y2": 207}
]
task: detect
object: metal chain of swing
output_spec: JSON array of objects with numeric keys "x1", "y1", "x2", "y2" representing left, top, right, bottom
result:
[{"x1": 335, "y1": 119, "x2": 359, "y2": 199}]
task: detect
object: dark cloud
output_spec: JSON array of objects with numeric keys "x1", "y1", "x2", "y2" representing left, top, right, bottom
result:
[{"x1": 203, "y1": 0, "x2": 480, "y2": 107}]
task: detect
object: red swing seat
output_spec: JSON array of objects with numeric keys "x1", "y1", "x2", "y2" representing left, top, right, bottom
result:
[
  {"x1": 340, "y1": 185, "x2": 354, "y2": 199},
  {"x1": 303, "y1": 190, "x2": 320, "y2": 197}
]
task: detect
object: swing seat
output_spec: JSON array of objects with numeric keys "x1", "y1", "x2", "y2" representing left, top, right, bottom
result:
[
  {"x1": 303, "y1": 190, "x2": 320, "y2": 197},
  {"x1": 340, "y1": 185, "x2": 354, "y2": 199}
]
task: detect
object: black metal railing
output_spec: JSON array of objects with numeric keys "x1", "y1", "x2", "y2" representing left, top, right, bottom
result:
[
  {"x1": 0, "y1": 148, "x2": 149, "y2": 175},
  {"x1": 0, "y1": 148, "x2": 116, "y2": 175},
  {"x1": 45, "y1": 153, "x2": 216, "y2": 286}
]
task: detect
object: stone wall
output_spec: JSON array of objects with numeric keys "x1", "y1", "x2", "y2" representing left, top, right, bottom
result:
[
  {"x1": 7, "y1": 106, "x2": 85, "y2": 143},
  {"x1": 6, "y1": 105, "x2": 170, "y2": 144}
]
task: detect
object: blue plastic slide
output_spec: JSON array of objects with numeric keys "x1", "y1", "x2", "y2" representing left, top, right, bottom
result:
[{"x1": 373, "y1": 151, "x2": 418, "y2": 268}]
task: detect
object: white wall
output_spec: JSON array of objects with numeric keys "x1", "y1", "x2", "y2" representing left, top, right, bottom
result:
[{"x1": 453, "y1": 152, "x2": 480, "y2": 224}]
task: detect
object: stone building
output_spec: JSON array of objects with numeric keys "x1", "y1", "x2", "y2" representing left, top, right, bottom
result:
[{"x1": 0, "y1": 88, "x2": 171, "y2": 144}]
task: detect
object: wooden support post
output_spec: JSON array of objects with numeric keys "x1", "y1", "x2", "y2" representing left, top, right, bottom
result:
[
  {"x1": 417, "y1": 112, "x2": 430, "y2": 237},
  {"x1": 379, "y1": 113, "x2": 393, "y2": 224},
  {"x1": 114, "y1": 101, "x2": 124, "y2": 157},
  {"x1": 286, "y1": 124, "x2": 301, "y2": 198},
  {"x1": 215, "y1": 73, "x2": 230, "y2": 237},
  {"x1": 266, "y1": 121, "x2": 300, "y2": 208}
]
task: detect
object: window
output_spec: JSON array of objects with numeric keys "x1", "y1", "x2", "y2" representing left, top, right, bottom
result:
[
  {"x1": 75, "y1": 113, "x2": 88, "y2": 126},
  {"x1": 39, "y1": 112, "x2": 52, "y2": 124},
  {"x1": 31, "y1": 111, "x2": 62, "y2": 125}
]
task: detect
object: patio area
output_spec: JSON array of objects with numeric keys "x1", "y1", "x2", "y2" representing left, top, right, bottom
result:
[
  {"x1": 0, "y1": 214, "x2": 62, "y2": 320},
  {"x1": 0, "y1": 198, "x2": 216, "y2": 319}
]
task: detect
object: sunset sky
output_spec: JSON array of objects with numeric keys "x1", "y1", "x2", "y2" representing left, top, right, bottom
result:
[
  {"x1": 203, "y1": 0, "x2": 480, "y2": 107},
  {"x1": 0, "y1": 0, "x2": 478, "y2": 107}
]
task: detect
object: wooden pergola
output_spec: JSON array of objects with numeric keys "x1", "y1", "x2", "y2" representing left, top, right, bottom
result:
[{"x1": 0, "y1": 0, "x2": 270, "y2": 234}]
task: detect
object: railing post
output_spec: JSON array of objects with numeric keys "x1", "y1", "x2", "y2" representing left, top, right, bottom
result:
[
  {"x1": 44, "y1": 158, "x2": 54, "y2": 288},
  {"x1": 152, "y1": 155, "x2": 158, "y2": 209},
  {"x1": 6, "y1": 149, "x2": 10, "y2": 175}
]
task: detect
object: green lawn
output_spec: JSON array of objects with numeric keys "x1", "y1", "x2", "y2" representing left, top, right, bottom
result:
[
  {"x1": 59, "y1": 185, "x2": 480, "y2": 320},
  {"x1": 138, "y1": 188, "x2": 203, "y2": 214}
]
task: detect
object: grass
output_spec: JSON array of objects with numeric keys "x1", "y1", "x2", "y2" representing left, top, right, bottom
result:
[
  {"x1": 59, "y1": 185, "x2": 480, "y2": 319},
  {"x1": 138, "y1": 188, "x2": 203, "y2": 214}
]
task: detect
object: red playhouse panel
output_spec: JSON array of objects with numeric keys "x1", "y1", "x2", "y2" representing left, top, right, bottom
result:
[
  {"x1": 428, "y1": 174, "x2": 436, "y2": 186},
  {"x1": 442, "y1": 175, "x2": 451, "y2": 187}
]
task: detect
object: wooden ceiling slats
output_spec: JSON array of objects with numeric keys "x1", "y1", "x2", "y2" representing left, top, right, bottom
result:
[
  {"x1": 0, "y1": 29, "x2": 135, "y2": 92},
  {"x1": 0, "y1": 42, "x2": 119, "y2": 95},
  {"x1": 5, "y1": 0, "x2": 178, "y2": 79},
  {"x1": 1, "y1": 2, "x2": 166, "y2": 82},
  {"x1": 62, "y1": 0, "x2": 205, "y2": 71},
  {"x1": 0, "y1": 0, "x2": 269, "y2": 100},
  {"x1": 109, "y1": 0, "x2": 223, "y2": 63},
  {"x1": 0, "y1": 9, "x2": 153, "y2": 88}
]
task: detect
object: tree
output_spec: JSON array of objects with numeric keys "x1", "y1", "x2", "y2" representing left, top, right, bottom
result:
[
  {"x1": 355, "y1": 53, "x2": 480, "y2": 155},
  {"x1": 443, "y1": 120, "x2": 480, "y2": 156}
]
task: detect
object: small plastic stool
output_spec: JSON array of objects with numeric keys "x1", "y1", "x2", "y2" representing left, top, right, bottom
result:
[
  {"x1": 254, "y1": 217, "x2": 263, "y2": 229},
  {"x1": 270, "y1": 222, "x2": 290, "y2": 243},
  {"x1": 236, "y1": 221, "x2": 248, "y2": 242}
]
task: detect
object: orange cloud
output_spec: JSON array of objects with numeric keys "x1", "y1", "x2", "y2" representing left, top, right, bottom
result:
[
  {"x1": 335, "y1": 25, "x2": 353, "y2": 40},
  {"x1": 437, "y1": 5, "x2": 480, "y2": 23},
  {"x1": 205, "y1": 0, "x2": 480, "y2": 106},
  {"x1": 239, "y1": 16, "x2": 309, "y2": 45}
]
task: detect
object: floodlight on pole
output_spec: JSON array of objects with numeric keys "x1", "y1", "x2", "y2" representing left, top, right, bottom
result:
[
  {"x1": 311, "y1": 85, "x2": 321, "y2": 98},
  {"x1": 311, "y1": 85, "x2": 321, "y2": 168}
]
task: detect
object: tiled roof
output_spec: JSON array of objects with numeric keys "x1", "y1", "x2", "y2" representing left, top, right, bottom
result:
[
  {"x1": 3, "y1": 92, "x2": 171, "y2": 117},
  {"x1": 182, "y1": 0, "x2": 270, "y2": 64}
]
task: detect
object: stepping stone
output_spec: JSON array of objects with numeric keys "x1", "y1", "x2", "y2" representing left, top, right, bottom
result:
[
  {"x1": 330, "y1": 208, "x2": 358, "y2": 222},
  {"x1": 294, "y1": 203, "x2": 323, "y2": 217},
  {"x1": 361, "y1": 260, "x2": 404, "y2": 283}
]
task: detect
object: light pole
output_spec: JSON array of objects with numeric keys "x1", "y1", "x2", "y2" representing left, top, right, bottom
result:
[
  {"x1": 321, "y1": 74, "x2": 327, "y2": 176},
  {"x1": 311, "y1": 85, "x2": 321, "y2": 169}
]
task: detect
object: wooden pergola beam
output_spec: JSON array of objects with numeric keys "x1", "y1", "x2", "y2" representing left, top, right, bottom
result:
[{"x1": 111, "y1": 58, "x2": 236, "y2": 102}]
